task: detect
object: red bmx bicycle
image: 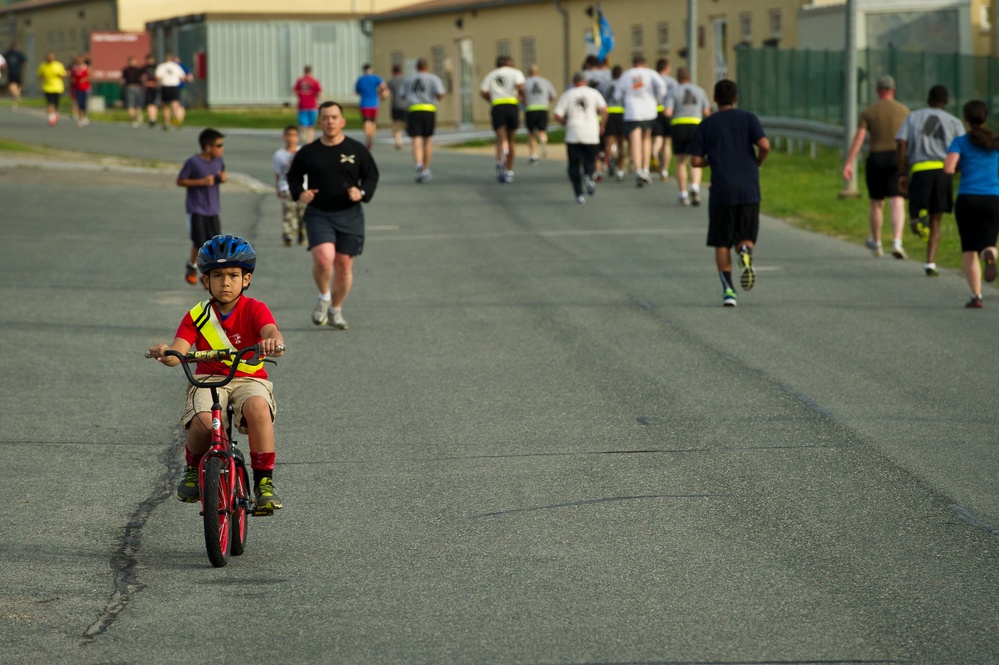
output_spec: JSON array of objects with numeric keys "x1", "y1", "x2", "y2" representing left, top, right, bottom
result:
[{"x1": 148, "y1": 345, "x2": 282, "y2": 567}]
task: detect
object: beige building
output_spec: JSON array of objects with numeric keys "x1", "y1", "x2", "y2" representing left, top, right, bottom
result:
[{"x1": 370, "y1": 0, "x2": 809, "y2": 128}]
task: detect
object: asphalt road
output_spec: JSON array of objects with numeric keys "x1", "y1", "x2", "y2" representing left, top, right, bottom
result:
[{"x1": 2, "y1": 107, "x2": 999, "y2": 664}]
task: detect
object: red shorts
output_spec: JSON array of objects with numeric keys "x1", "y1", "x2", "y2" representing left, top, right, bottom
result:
[{"x1": 361, "y1": 107, "x2": 378, "y2": 121}]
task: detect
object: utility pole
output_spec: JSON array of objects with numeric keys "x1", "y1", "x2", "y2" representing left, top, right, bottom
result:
[
  {"x1": 687, "y1": 0, "x2": 697, "y2": 84},
  {"x1": 840, "y1": 0, "x2": 860, "y2": 198}
]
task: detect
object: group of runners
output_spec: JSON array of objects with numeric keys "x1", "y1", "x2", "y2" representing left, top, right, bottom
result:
[{"x1": 844, "y1": 76, "x2": 999, "y2": 307}]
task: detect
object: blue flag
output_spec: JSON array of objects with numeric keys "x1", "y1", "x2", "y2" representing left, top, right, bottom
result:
[{"x1": 597, "y1": 8, "x2": 614, "y2": 61}]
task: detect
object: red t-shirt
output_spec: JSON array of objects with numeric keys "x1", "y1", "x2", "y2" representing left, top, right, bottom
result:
[
  {"x1": 175, "y1": 296, "x2": 278, "y2": 379},
  {"x1": 294, "y1": 75, "x2": 321, "y2": 110},
  {"x1": 70, "y1": 64, "x2": 91, "y2": 92}
]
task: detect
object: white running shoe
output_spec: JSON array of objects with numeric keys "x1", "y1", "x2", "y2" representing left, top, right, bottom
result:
[
  {"x1": 312, "y1": 297, "x2": 331, "y2": 326},
  {"x1": 329, "y1": 308, "x2": 349, "y2": 330},
  {"x1": 584, "y1": 176, "x2": 596, "y2": 196},
  {"x1": 576, "y1": 195, "x2": 586, "y2": 204}
]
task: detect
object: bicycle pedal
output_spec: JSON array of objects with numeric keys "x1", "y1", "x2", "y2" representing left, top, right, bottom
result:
[{"x1": 252, "y1": 508, "x2": 275, "y2": 516}]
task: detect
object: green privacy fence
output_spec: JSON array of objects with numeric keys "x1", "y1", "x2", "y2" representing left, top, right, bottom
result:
[{"x1": 736, "y1": 45, "x2": 999, "y2": 128}]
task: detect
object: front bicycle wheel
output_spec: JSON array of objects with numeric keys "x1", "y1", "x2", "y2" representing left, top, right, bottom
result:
[
  {"x1": 230, "y1": 463, "x2": 249, "y2": 556},
  {"x1": 202, "y1": 456, "x2": 231, "y2": 567}
]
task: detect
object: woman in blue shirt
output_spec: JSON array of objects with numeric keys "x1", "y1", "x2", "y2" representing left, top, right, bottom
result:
[{"x1": 944, "y1": 100, "x2": 999, "y2": 308}]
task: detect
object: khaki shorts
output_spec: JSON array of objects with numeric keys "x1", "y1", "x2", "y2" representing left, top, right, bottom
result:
[{"x1": 182, "y1": 376, "x2": 276, "y2": 435}]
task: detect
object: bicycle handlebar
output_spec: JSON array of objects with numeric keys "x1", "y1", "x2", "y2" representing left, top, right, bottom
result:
[{"x1": 145, "y1": 344, "x2": 285, "y2": 390}]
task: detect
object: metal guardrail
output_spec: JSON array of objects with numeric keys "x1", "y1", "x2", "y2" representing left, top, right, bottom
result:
[{"x1": 759, "y1": 116, "x2": 845, "y2": 149}]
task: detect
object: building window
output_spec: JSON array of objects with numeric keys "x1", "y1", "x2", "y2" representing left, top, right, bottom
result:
[
  {"x1": 740, "y1": 14, "x2": 752, "y2": 44},
  {"x1": 769, "y1": 10, "x2": 782, "y2": 39},
  {"x1": 631, "y1": 24, "x2": 643, "y2": 54},
  {"x1": 657, "y1": 22, "x2": 669, "y2": 53},
  {"x1": 431, "y1": 45, "x2": 445, "y2": 80},
  {"x1": 391, "y1": 51, "x2": 403, "y2": 69},
  {"x1": 497, "y1": 39, "x2": 511, "y2": 58},
  {"x1": 521, "y1": 37, "x2": 536, "y2": 69}
]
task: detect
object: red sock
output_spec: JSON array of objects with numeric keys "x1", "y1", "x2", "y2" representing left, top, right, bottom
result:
[
  {"x1": 185, "y1": 447, "x2": 204, "y2": 468},
  {"x1": 250, "y1": 451, "x2": 275, "y2": 472}
]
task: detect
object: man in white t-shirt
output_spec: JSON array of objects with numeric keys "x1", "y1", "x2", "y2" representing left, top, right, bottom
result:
[
  {"x1": 155, "y1": 53, "x2": 187, "y2": 130},
  {"x1": 615, "y1": 55, "x2": 666, "y2": 188},
  {"x1": 554, "y1": 71, "x2": 608, "y2": 204},
  {"x1": 479, "y1": 55, "x2": 526, "y2": 183}
]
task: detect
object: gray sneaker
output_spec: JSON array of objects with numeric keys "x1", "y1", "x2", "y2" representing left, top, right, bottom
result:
[
  {"x1": 176, "y1": 466, "x2": 199, "y2": 503},
  {"x1": 312, "y1": 297, "x2": 331, "y2": 326},
  {"x1": 329, "y1": 308, "x2": 349, "y2": 330},
  {"x1": 584, "y1": 176, "x2": 596, "y2": 196}
]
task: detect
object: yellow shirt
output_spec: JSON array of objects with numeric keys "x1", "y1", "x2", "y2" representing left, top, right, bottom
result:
[{"x1": 37, "y1": 61, "x2": 67, "y2": 94}]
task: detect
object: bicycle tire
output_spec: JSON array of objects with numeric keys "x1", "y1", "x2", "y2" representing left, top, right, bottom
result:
[
  {"x1": 202, "y1": 456, "x2": 231, "y2": 568},
  {"x1": 230, "y1": 463, "x2": 249, "y2": 556}
]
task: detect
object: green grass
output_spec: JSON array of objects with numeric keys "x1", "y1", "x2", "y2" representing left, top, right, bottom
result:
[
  {"x1": 758, "y1": 144, "x2": 964, "y2": 271},
  {"x1": 88, "y1": 104, "x2": 364, "y2": 130},
  {"x1": 0, "y1": 137, "x2": 52, "y2": 153}
]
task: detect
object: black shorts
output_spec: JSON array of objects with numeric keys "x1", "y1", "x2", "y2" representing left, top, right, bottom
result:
[
  {"x1": 406, "y1": 110, "x2": 436, "y2": 138},
  {"x1": 652, "y1": 114, "x2": 670, "y2": 138},
  {"x1": 304, "y1": 206, "x2": 365, "y2": 256},
  {"x1": 707, "y1": 203, "x2": 760, "y2": 248},
  {"x1": 865, "y1": 151, "x2": 901, "y2": 200},
  {"x1": 624, "y1": 119, "x2": 655, "y2": 135},
  {"x1": 491, "y1": 104, "x2": 520, "y2": 132},
  {"x1": 44, "y1": 92, "x2": 61, "y2": 106},
  {"x1": 671, "y1": 123, "x2": 699, "y2": 155},
  {"x1": 908, "y1": 169, "x2": 953, "y2": 219},
  {"x1": 604, "y1": 113, "x2": 625, "y2": 138},
  {"x1": 525, "y1": 110, "x2": 548, "y2": 132},
  {"x1": 160, "y1": 86, "x2": 180, "y2": 103},
  {"x1": 391, "y1": 107, "x2": 406, "y2": 122},
  {"x1": 144, "y1": 87, "x2": 159, "y2": 106},
  {"x1": 188, "y1": 213, "x2": 221, "y2": 249},
  {"x1": 8, "y1": 72, "x2": 22, "y2": 85},
  {"x1": 954, "y1": 194, "x2": 999, "y2": 253}
]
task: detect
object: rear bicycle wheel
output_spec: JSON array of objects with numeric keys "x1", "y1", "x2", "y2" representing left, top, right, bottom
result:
[
  {"x1": 202, "y1": 456, "x2": 231, "y2": 567},
  {"x1": 230, "y1": 463, "x2": 249, "y2": 556}
]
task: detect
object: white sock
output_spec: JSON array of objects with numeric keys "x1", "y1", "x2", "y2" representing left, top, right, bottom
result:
[
  {"x1": 690, "y1": 184, "x2": 700, "y2": 194},
  {"x1": 318, "y1": 292, "x2": 331, "y2": 302}
]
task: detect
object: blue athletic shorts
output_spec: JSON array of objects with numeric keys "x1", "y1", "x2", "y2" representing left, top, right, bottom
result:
[{"x1": 298, "y1": 109, "x2": 318, "y2": 129}]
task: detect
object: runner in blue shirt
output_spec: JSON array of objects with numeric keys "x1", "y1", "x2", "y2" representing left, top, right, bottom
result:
[
  {"x1": 355, "y1": 64, "x2": 388, "y2": 150},
  {"x1": 944, "y1": 99, "x2": 999, "y2": 308}
]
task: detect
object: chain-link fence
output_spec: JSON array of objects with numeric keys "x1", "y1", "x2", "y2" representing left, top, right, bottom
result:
[{"x1": 737, "y1": 45, "x2": 999, "y2": 128}]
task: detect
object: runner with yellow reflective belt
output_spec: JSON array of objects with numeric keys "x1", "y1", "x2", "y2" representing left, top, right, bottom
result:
[
  {"x1": 401, "y1": 59, "x2": 446, "y2": 183},
  {"x1": 479, "y1": 55, "x2": 526, "y2": 183},
  {"x1": 652, "y1": 59, "x2": 677, "y2": 181},
  {"x1": 664, "y1": 69, "x2": 711, "y2": 205},
  {"x1": 895, "y1": 90, "x2": 966, "y2": 274},
  {"x1": 599, "y1": 65, "x2": 628, "y2": 180},
  {"x1": 524, "y1": 66, "x2": 558, "y2": 163}
]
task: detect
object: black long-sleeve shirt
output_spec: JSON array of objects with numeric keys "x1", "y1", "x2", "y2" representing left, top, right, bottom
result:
[{"x1": 287, "y1": 136, "x2": 378, "y2": 212}]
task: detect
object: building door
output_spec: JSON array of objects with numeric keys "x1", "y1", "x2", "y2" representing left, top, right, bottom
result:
[
  {"x1": 457, "y1": 38, "x2": 474, "y2": 128},
  {"x1": 713, "y1": 18, "x2": 728, "y2": 81}
]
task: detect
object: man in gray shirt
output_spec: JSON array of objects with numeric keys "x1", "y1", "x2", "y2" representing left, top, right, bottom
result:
[
  {"x1": 386, "y1": 64, "x2": 407, "y2": 150},
  {"x1": 401, "y1": 58, "x2": 446, "y2": 183},
  {"x1": 896, "y1": 85, "x2": 966, "y2": 276},
  {"x1": 665, "y1": 67, "x2": 711, "y2": 205},
  {"x1": 524, "y1": 64, "x2": 557, "y2": 164}
]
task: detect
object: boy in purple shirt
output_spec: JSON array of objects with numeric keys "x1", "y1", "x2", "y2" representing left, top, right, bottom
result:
[{"x1": 177, "y1": 128, "x2": 227, "y2": 284}]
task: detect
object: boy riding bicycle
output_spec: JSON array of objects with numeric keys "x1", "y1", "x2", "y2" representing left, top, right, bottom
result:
[{"x1": 148, "y1": 234, "x2": 286, "y2": 513}]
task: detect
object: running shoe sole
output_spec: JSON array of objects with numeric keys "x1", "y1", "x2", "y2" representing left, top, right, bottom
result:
[
  {"x1": 984, "y1": 248, "x2": 998, "y2": 283},
  {"x1": 740, "y1": 253, "x2": 755, "y2": 291}
]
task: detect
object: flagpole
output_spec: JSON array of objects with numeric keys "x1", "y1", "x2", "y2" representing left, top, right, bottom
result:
[{"x1": 687, "y1": 0, "x2": 697, "y2": 83}]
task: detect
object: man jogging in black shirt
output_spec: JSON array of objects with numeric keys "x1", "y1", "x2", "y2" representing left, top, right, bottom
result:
[{"x1": 287, "y1": 101, "x2": 379, "y2": 330}]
